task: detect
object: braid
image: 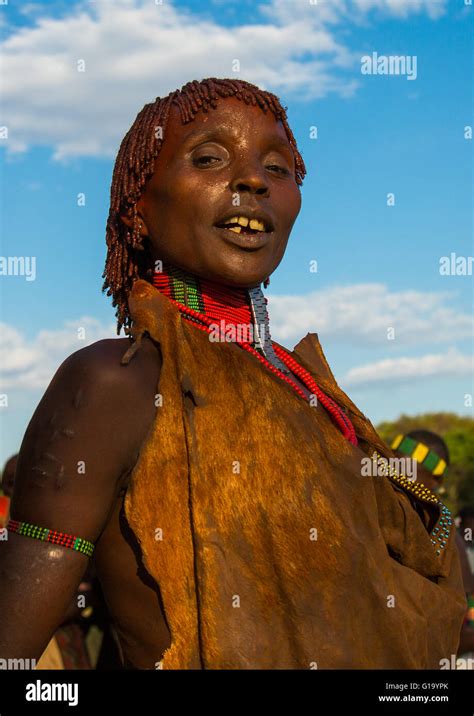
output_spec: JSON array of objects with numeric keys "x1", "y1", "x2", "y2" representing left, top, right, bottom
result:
[{"x1": 102, "y1": 78, "x2": 307, "y2": 334}]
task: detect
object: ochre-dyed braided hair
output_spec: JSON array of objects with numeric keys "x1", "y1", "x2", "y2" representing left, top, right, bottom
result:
[{"x1": 103, "y1": 77, "x2": 307, "y2": 334}]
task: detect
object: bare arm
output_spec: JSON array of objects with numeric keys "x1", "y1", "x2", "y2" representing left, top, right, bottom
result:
[{"x1": 0, "y1": 337, "x2": 160, "y2": 660}]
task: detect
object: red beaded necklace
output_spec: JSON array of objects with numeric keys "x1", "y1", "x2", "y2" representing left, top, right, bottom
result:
[{"x1": 152, "y1": 266, "x2": 358, "y2": 446}]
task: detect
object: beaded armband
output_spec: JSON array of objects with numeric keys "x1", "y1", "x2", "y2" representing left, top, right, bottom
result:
[
  {"x1": 6, "y1": 519, "x2": 94, "y2": 558},
  {"x1": 371, "y1": 451, "x2": 453, "y2": 556}
]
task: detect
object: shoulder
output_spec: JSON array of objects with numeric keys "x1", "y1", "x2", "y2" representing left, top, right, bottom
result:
[
  {"x1": 12, "y1": 335, "x2": 162, "y2": 526},
  {"x1": 50, "y1": 335, "x2": 161, "y2": 398},
  {"x1": 21, "y1": 334, "x2": 162, "y2": 478}
]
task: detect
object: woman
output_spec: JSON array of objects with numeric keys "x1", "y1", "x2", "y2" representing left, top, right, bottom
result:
[{"x1": 0, "y1": 78, "x2": 465, "y2": 669}]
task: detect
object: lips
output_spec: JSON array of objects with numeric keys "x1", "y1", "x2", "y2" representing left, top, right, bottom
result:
[{"x1": 213, "y1": 224, "x2": 272, "y2": 251}]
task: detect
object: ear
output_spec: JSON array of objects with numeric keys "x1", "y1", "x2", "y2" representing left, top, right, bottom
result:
[
  {"x1": 119, "y1": 199, "x2": 149, "y2": 237},
  {"x1": 119, "y1": 210, "x2": 133, "y2": 230}
]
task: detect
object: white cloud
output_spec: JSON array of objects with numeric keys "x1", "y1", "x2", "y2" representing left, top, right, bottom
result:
[
  {"x1": 19, "y1": 3, "x2": 45, "y2": 16},
  {"x1": 0, "y1": 0, "x2": 447, "y2": 159},
  {"x1": 0, "y1": 317, "x2": 116, "y2": 390},
  {"x1": 260, "y1": 0, "x2": 447, "y2": 25},
  {"x1": 268, "y1": 283, "x2": 473, "y2": 345},
  {"x1": 0, "y1": 282, "x2": 470, "y2": 399},
  {"x1": 342, "y1": 348, "x2": 473, "y2": 387},
  {"x1": 351, "y1": 0, "x2": 446, "y2": 20}
]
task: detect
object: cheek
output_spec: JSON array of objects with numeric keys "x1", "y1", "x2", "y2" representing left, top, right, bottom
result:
[
  {"x1": 292, "y1": 186, "x2": 302, "y2": 217},
  {"x1": 148, "y1": 173, "x2": 216, "y2": 226},
  {"x1": 279, "y1": 185, "x2": 301, "y2": 228},
  {"x1": 152, "y1": 181, "x2": 185, "y2": 212}
]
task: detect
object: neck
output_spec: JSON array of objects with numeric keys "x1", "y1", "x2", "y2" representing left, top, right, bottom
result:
[
  {"x1": 153, "y1": 262, "x2": 251, "y2": 318},
  {"x1": 152, "y1": 262, "x2": 288, "y2": 372},
  {"x1": 150, "y1": 261, "x2": 358, "y2": 446}
]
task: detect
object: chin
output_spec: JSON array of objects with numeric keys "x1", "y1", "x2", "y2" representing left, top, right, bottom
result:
[{"x1": 208, "y1": 263, "x2": 270, "y2": 289}]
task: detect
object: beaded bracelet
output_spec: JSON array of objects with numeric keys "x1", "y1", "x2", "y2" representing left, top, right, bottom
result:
[{"x1": 6, "y1": 519, "x2": 94, "y2": 558}]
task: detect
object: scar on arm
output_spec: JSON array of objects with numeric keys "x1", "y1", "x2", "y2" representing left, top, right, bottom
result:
[
  {"x1": 60, "y1": 427, "x2": 75, "y2": 438},
  {"x1": 30, "y1": 454, "x2": 65, "y2": 490},
  {"x1": 26, "y1": 405, "x2": 78, "y2": 489},
  {"x1": 73, "y1": 387, "x2": 84, "y2": 410}
]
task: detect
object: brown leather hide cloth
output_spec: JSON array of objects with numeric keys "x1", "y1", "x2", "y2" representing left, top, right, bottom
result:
[{"x1": 123, "y1": 280, "x2": 466, "y2": 669}]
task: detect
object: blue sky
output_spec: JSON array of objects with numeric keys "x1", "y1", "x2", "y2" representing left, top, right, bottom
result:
[{"x1": 0, "y1": 0, "x2": 472, "y2": 464}]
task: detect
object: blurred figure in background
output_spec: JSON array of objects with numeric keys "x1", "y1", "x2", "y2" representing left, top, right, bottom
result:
[
  {"x1": 0, "y1": 455, "x2": 17, "y2": 527},
  {"x1": 391, "y1": 430, "x2": 474, "y2": 665},
  {"x1": 1, "y1": 454, "x2": 17, "y2": 500},
  {"x1": 391, "y1": 429, "x2": 449, "y2": 495},
  {"x1": 458, "y1": 507, "x2": 474, "y2": 574},
  {"x1": 456, "y1": 507, "x2": 474, "y2": 661}
]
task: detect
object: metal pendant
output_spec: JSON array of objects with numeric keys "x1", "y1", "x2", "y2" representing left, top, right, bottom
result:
[{"x1": 247, "y1": 286, "x2": 291, "y2": 375}]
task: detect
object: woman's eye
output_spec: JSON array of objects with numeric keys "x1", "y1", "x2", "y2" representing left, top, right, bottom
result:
[
  {"x1": 266, "y1": 164, "x2": 290, "y2": 175},
  {"x1": 193, "y1": 155, "x2": 221, "y2": 167}
]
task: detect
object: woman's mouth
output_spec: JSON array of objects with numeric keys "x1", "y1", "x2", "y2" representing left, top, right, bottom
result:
[{"x1": 213, "y1": 215, "x2": 274, "y2": 250}]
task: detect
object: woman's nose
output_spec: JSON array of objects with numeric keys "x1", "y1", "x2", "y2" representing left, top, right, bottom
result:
[{"x1": 230, "y1": 160, "x2": 269, "y2": 197}]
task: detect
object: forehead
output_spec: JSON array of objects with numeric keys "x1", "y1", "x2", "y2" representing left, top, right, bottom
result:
[{"x1": 163, "y1": 95, "x2": 291, "y2": 150}]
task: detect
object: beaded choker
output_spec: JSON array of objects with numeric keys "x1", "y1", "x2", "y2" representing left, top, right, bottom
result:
[{"x1": 152, "y1": 264, "x2": 358, "y2": 446}]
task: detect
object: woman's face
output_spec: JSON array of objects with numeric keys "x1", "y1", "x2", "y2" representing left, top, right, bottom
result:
[{"x1": 132, "y1": 95, "x2": 302, "y2": 287}]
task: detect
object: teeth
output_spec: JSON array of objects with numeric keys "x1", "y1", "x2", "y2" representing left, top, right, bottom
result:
[
  {"x1": 220, "y1": 216, "x2": 267, "y2": 232},
  {"x1": 249, "y1": 219, "x2": 265, "y2": 231}
]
